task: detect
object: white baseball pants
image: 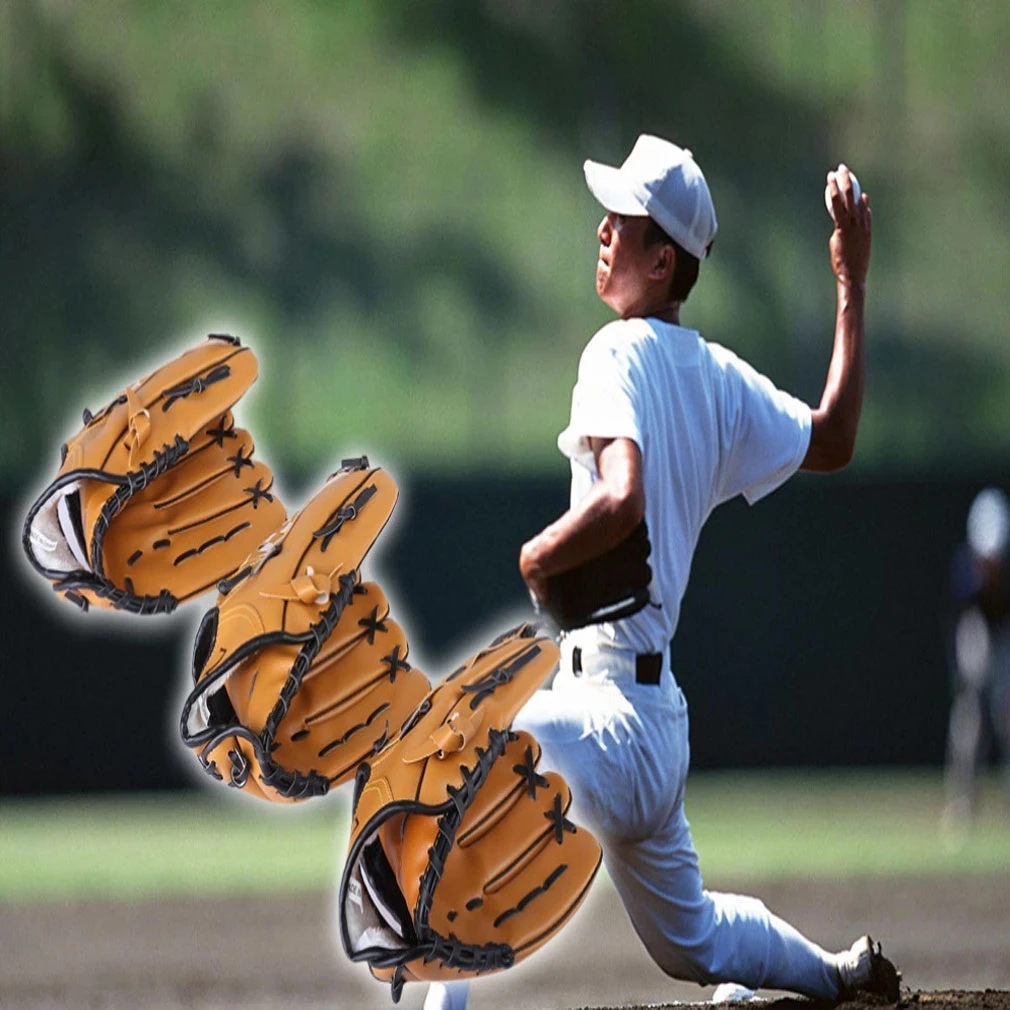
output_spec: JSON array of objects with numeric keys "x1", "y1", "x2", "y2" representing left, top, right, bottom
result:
[{"x1": 424, "y1": 633, "x2": 842, "y2": 1010}]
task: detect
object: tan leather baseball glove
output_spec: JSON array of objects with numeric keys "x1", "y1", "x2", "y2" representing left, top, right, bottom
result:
[
  {"x1": 22, "y1": 335, "x2": 285, "y2": 615},
  {"x1": 339, "y1": 623, "x2": 603, "y2": 1002},
  {"x1": 180, "y1": 458, "x2": 431, "y2": 802}
]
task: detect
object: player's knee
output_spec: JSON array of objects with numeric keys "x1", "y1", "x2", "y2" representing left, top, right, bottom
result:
[
  {"x1": 651, "y1": 939, "x2": 719, "y2": 985},
  {"x1": 651, "y1": 893, "x2": 770, "y2": 984},
  {"x1": 638, "y1": 919, "x2": 724, "y2": 984},
  {"x1": 630, "y1": 891, "x2": 773, "y2": 985}
]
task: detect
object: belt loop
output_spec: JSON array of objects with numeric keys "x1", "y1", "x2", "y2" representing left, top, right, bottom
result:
[
  {"x1": 634, "y1": 652, "x2": 662, "y2": 685},
  {"x1": 572, "y1": 646, "x2": 582, "y2": 675}
]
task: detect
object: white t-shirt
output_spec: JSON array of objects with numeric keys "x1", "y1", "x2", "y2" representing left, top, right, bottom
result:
[{"x1": 557, "y1": 317, "x2": 812, "y2": 655}]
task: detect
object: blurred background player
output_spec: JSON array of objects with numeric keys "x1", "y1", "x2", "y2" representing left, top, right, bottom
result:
[{"x1": 943, "y1": 486, "x2": 1010, "y2": 831}]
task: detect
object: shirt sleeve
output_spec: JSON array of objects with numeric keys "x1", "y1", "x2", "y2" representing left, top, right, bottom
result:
[
  {"x1": 557, "y1": 323, "x2": 643, "y2": 470},
  {"x1": 714, "y1": 347, "x2": 812, "y2": 506}
]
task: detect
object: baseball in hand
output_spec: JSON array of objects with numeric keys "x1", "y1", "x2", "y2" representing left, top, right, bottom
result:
[{"x1": 824, "y1": 165, "x2": 861, "y2": 221}]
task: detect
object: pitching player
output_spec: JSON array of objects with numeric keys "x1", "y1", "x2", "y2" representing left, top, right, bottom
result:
[{"x1": 424, "y1": 135, "x2": 896, "y2": 1010}]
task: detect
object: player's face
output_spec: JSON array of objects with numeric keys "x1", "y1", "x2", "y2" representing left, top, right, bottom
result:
[{"x1": 594, "y1": 212, "x2": 656, "y2": 317}]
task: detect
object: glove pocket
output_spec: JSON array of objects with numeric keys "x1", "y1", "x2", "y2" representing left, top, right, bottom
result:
[
  {"x1": 455, "y1": 731, "x2": 542, "y2": 847},
  {"x1": 102, "y1": 488, "x2": 282, "y2": 604},
  {"x1": 304, "y1": 581, "x2": 392, "y2": 665},
  {"x1": 221, "y1": 610, "x2": 429, "y2": 791},
  {"x1": 302, "y1": 593, "x2": 399, "y2": 681},
  {"x1": 430, "y1": 768, "x2": 595, "y2": 948},
  {"x1": 279, "y1": 665, "x2": 431, "y2": 788}
]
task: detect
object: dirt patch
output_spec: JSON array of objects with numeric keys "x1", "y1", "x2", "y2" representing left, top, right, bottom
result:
[
  {"x1": 744, "y1": 994, "x2": 1010, "y2": 1010},
  {"x1": 1, "y1": 875, "x2": 1007, "y2": 1009}
]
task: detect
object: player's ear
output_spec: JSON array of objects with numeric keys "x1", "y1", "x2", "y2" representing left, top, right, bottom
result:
[{"x1": 650, "y1": 242, "x2": 675, "y2": 283}]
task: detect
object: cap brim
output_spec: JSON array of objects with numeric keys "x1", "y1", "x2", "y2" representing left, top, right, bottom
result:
[{"x1": 583, "y1": 160, "x2": 649, "y2": 216}]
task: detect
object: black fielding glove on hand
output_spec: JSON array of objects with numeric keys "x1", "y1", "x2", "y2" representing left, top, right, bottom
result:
[{"x1": 537, "y1": 521, "x2": 653, "y2": 631}]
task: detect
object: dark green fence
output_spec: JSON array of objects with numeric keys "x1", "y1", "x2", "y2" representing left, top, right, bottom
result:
[{"x1": 5, "y1": 468, "x2": 1007, "y2": 794}]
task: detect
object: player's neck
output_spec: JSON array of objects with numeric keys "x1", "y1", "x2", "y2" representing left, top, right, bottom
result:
[
  {"x1": 620, "y1": 300, "x2": 682, "y2": 325},
  {"x1": 650, "y1": 303, "x2": 681, "y2": 325}
]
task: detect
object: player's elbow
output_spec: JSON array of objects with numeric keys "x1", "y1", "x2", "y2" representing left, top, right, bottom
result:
[
  {"x1": 811, "y1": 439, "x2": 855, "y2": 472},
  {"x1": 803, "y1": 412, "x2": 857, "y2": 472},
  {"x1": 803, "y1": 441, "x2": 854, "y2": 473}
]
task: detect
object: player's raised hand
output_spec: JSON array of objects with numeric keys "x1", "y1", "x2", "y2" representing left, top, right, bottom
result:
[{"x1": 827, "y1": 165, "x2": 872, "y2": 287}]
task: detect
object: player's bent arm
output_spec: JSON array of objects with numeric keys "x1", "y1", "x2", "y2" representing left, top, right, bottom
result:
[
  {"x1": 803, "y1": 279, "x2": 865, "y2": 472},
  {"x1": 803, "y1": 171, "x2": 872, "y2": 474},
  {"x1": 519, "y1": 437, "x2": 644, "y2": 600}
]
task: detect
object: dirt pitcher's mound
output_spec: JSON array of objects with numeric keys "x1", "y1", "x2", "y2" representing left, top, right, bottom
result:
[
  {"x1": 756, "y1": 993, "x2": 1007, "y2": 1010},
  {"x1": 778, "y1": 993, "x2": 1010, "y2": 1010},
  {"x1": 582, "y1": 994, "x2": 1010, "y2": 1010},
  {"x1": 891, "y1": 993, "x2": 1010, "y2": 1010}
]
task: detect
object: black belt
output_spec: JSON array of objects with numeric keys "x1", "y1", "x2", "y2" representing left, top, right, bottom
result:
[{"x1": 571, "y1": 645, "x2": 665, "y2": 685}]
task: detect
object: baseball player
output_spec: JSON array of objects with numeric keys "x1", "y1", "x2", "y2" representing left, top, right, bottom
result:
[
  {"x1": 425, "y1": 135, "x2": 897, "y2": 1010},
  {"x1": 943, "y1": 486, "x2": 1010, "y2": 830}
]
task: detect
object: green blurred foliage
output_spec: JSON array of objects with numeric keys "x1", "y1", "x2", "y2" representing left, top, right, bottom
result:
[{"x1": 2, "y1": 0, "x2": 1009, "y2": 479}]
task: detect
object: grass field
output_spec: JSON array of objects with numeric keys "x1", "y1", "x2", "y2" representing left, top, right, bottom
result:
[{"x1": 3, "y1": 769, "x2": 1008, "y2": 904}]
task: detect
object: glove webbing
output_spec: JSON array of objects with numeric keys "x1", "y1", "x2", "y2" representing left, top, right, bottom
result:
[{"x1": 44, "y1": 435, "x2": 191, "y2": 614}]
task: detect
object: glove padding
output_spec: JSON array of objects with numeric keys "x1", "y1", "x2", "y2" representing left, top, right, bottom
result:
[
  {"x1": 538, "y1": 520, "x2": 653, "y2": 630},
  {"x1": 22, "y1": 335, "x2": 285, "y2": 615},
  {"x1": 340, "y1": 623, "x2": 602, "y2": 1002},
  {"x1": 180, "y1": 458, "x2": 430, "y2": 802}
]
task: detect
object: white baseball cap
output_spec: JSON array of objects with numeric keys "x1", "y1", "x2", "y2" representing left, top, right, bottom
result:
[
  {"x1": 583, "y1": 134, "x2": 718, "y2": 260},
  {"x1": 967, "y1": 486, "x2": 1010, "y2": 560}
]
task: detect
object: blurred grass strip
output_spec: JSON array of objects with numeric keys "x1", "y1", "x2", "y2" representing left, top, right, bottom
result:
[
  {"x1": 686, "y1": 769, "x2": 1010, "y2": 884},
  {"x1": 0, "y1": 792, "x2": 350, "y2": 904},
  {"x1": 1, "y1": 771, "x2": 1008, "y2": 904}
]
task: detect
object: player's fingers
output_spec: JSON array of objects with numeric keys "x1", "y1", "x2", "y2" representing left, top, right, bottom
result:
[
  {"x1": 850, "y1": 190, "x2": 865, "y2": 226},
  {"x1": 837, "y1": 165, "x2": 858, "y2": 218},
  {"x1": 827, "y1": 172, "x2": 846, "y2": 223}
]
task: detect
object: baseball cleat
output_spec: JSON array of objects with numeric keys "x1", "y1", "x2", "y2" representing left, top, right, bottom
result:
[{"x1": 836, "y1": 935, "x2": 901, "y2": 1002}]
